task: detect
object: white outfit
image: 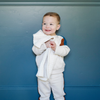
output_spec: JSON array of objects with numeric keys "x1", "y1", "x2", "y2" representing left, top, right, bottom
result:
[
  {"x1": 32, "y1": 30, "x2": 70, "y2": 100},
  {"x1": 38, "y1": 73, "x2": 65, "y2": 100}
]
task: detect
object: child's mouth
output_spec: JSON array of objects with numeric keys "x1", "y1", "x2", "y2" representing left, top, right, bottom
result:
[{"x1": 45, "y1": 29, "x2": 51, "y2": 32}]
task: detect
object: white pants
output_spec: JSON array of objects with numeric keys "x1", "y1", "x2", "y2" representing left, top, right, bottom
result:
[{"x1": 38, "y1": 73, "x2": 65, "y2": 100}]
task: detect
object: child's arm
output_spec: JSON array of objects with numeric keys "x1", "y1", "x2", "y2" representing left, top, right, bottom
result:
[
  {"x1": 55, "y1": 37, "x2": 70, "y2": 57},
  {"x1": 32, "y1": 43, "x2": 47, "y2": 55},
  {"x1": 55, "y1": 45, "x2": 70, "y2": 57},
  {"x1": 32, "y1": 39, "x2": 52, "y2": 55},
  {"x1": 49, "y1": 40, "x2": 70, "y2": 57}
]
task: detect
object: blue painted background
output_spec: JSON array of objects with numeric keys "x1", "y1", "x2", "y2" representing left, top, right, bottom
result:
[{"x1": 0, "y1": 3, "x2": 100, "y2": 100}]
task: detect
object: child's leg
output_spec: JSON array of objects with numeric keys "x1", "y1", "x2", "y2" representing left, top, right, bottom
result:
[
  {"x1": 38, "y1": 79, "x2": 51, "y2": 100},
  {"x1": 50, "y1": 73, "x2": 65, "y2": 100}
]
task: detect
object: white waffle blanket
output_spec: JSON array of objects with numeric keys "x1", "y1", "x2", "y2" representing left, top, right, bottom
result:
[{"x1": 33, "y1": 30, "x2": 60, "y2": 81}]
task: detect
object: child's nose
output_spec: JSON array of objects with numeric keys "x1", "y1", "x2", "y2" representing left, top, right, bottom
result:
[{"x1": 46, "y1": 24, "x2": 49, "y2": 28}]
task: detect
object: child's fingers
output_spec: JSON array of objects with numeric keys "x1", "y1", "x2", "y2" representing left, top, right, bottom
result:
[{"x1": 50, "y1": 41, "x2": 55, "y2": 45}]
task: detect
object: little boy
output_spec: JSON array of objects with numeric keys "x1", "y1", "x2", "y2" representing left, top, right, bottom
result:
[{"x1": 32, "y1": 12, "x2": 70, "y2": 100}]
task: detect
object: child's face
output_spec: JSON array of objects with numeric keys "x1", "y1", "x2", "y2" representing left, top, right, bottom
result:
[{"x1": 42, "y1": 16, "x2": 60, "y2": 36}]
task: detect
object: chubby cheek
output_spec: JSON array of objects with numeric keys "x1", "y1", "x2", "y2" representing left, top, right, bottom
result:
[
  {"x1": 52, "y1": 28, "x2": 57, "y2": 32},
  {"x1": 42, "y1": 26, "x2": 45, "y2": 32}
]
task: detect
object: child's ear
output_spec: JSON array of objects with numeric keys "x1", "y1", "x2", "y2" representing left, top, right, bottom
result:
[{"x1": 57, "y1": 24, "x2": 60, "y2": 30}]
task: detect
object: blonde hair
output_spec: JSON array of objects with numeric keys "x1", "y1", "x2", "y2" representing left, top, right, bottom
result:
[{"x1": 43, "y1": 12, "x2": 60, "y2": 24}]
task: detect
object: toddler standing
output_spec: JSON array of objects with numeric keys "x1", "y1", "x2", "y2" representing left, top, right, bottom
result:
[{"x1": 32, "y1": 12, "x2": 70, "y2": 100}]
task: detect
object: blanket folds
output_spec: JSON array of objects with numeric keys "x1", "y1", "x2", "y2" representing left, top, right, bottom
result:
[{"x1": 33, "y1": 30, "x2": 59, "y2": 81}]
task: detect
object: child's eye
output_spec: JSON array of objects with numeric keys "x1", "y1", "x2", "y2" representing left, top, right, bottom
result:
[
  {"x1": 50, "y1": 23, "x2": 53, "y2": 25},
  {"x1": 43, "y1": 23, "x2": 46, "y2": 25}
]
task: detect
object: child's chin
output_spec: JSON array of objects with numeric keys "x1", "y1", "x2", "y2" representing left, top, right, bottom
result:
[{"x1": 45, "y1": 33, "x2": 51, "y2": 35}]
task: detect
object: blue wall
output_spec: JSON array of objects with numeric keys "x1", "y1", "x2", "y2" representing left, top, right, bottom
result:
[{"x1": 0, "y1": 2, "x2": 100, "y2": 100}]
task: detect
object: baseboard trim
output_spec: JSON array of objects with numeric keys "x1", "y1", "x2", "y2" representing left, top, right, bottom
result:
[
  {"x1": 0, "y1": 85, "x2": 100, "y2": 90},
  {"x1": 0, "y1": 2, "x2": 100, "y2": 6}
]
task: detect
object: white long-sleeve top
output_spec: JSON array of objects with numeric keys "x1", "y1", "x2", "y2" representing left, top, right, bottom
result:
[{"x1": 32, "y1": 30, "x2": 70, "y2": 81}]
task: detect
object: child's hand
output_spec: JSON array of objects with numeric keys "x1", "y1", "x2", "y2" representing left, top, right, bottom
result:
[
  {"x1": 50, "y1": 41, "x2": 56, "y2": 51},
  {"x1": 45, "y1": 40, "x2": 51, "y2": 48}
]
